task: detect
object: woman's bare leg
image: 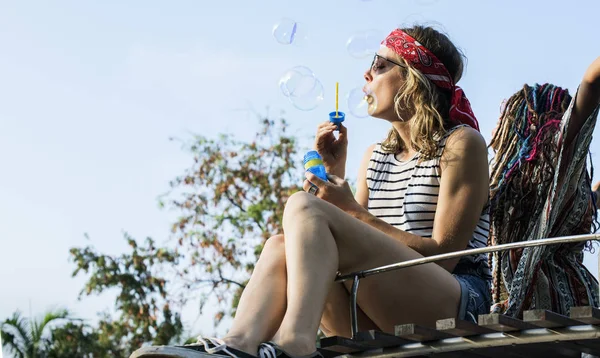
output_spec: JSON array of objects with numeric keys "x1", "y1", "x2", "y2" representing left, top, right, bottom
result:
[
  {"x1": 272, "y1": 192, "x2": 461, "y2": 355},
  {"x1": 223, "y1": 235, "x2": 287, "y2": 354},
  {"x1": 319, "y1": 283, "x2": 380, "y2": 337},
  {"x1": 223, "y1": 234, "x2": 377, "y2": 354}
]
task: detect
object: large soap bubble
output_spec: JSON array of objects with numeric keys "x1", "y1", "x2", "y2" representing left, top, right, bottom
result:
[{"x1": 279, "y1": 66, "x2": 324, "y2": 111}]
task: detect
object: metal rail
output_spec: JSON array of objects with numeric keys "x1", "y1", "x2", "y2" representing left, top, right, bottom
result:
[{"x1": 334, "y1": 233, "x2": 600, "y2": 338}]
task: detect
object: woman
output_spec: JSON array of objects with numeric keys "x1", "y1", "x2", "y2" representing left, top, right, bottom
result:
[
  {"x1": 133, "y1": 26, "x2": 491, "y2": 358},
  {"x1": 488, "y1": 57, "x2": 600, "y2": 318}
]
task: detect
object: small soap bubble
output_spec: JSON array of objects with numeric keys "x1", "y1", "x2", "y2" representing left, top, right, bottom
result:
[
  {"x1": 273, "y1": 18, "x2": 309, "y2": 46},
  {"x1": 289, "y1": 79, "x2": 324, "y2": 111},
  {"x1": 346, "y1": 30, "x2": 383, "y2": 59},
  {"x1": 347, "y1": 86, "x2": 377, "y2": 118},
  {"x1": 279, "y1": 66, "x2": 324, "y2": 111}
]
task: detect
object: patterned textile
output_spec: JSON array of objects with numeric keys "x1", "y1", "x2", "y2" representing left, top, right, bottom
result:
[{"x1": 497, "y1": 90, "x2": 600, "y2": 317}]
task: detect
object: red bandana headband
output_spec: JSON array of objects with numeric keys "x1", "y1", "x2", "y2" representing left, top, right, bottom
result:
[{"x1": 382, "y1": 29, "x2": 480, "y2": 131}]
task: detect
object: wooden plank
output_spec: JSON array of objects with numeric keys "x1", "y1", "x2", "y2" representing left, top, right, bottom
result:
[
  {"x1": 129, "y1": 346, "x2": 233, "y2": 358},
  {"x1": 570, "y1": 306, "x2": 600, "y2": 324},
  {"x1": 435, "y1": 350, "x2": 488, "y2": 358},
  {"x1": 473, "y1": 346, "x2": 533, "y2": 358},
  {"x1": 477, "y1": 313, "x2": 537, "y2": 332},
  {"x1": 476, "y1": 341, "x2": 581, "y2": 358},
  {"x1": 436, "y1": 318, "x2": 494, "y2": 337},
  {"x1": 523, "y1": 309, "x2": 584, "y2": 328},
  {"x1": 508, "y1": 341, "x2": 583, "y2": 358},
  {"x1": 316, "y1": 348, "x2": 343, "y2": 358},
  {"x1": 354, "y1": 330, "x2": 412, "y2": 348},
  {"x1": 394, "y1": 323, "x2": 454, "y2": 342},
  {"x1": 318, "y1": 336, "x2": 369, "y2": 354},
  {"x1": 570, "y1": 337, "x2": 600, "y2": 356}
]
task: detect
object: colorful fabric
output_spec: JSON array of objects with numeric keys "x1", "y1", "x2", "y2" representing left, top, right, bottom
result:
[
  {"x1": 382, "y1": 29, "x2": 479, "y2": 131},
  {"x1": 497, "y1": 90, "x2": 600, "y2": 317}
]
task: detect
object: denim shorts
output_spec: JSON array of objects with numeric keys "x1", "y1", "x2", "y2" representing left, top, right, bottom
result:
[{"x1": 453, "y1": 274, "x2": 492, "y2": 323}]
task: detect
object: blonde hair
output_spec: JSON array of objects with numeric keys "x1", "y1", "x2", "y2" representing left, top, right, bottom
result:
[{"x1": 380, "y1": 26, "x2": 465, "y2": 160}]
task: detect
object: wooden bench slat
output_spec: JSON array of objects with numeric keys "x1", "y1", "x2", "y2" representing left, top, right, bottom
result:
[
  {"x1": 473, "y1": 346, "x2": 533, "y2": 358},
  {"x1": 477, "y1": 313, "x2": 537, "y2": 332},
  {"x1": 318, "y1": 336, "x2": 369, "y2": 354},
  {"x1": 436, "y1": 318, "x2": 495, "y2": 336},
  {"x1": 569, "y1": 306, "x2": 600, "y2": 324},
  {"x1": 354, "y1": 330, "x2": 412, "y2": 348},
  {"x1": 394, "y1": 323, "x2": 454, "y2": 342},
  {"x1": 523, "y1": 309, "x2": 584, "y2": 328},
  {"x1": 434, "y1": 350, "x2": 488, "y2": 358},
  {"x1": 570, "y1": 338, "x2": 600, "y2": 356}
]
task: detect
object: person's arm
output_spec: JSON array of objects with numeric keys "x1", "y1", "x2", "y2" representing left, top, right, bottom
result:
[
  {"x1": 346, "y1": 128, "x2": 489, "y2": 271},
  {"x1": 593, "y1": 181, "x2": 600, "y2": 204},
  {"x1": 354, "y1": 144, "x2": 376, "y2": 209},
  {"x1": 565, "y1": 56, "x2": 600, "y2": 146}
]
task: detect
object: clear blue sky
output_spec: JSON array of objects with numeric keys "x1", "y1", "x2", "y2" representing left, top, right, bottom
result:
[{"x1": 2, "y1": 0, "x2": 600, "y2": 351}]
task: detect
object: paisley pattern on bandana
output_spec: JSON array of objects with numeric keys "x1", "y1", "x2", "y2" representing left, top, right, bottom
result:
[{"x1": 382, "y1": 29, "x2": 479, "y2": 131}]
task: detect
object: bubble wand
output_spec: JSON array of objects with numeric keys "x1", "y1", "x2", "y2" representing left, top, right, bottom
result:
[{"x1": 329, "y1": 82, "x2": 345, "y2": 131}]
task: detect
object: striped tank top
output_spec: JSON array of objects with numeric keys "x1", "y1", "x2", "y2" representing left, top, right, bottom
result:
[{"x1": 366, "y1": 125, "x2": 492, "y2": 279}]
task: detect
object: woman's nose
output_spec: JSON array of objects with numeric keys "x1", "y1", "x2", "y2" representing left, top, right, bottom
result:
[{"x1": 364, "y1": 69, "x2": 373, "y2": 83}]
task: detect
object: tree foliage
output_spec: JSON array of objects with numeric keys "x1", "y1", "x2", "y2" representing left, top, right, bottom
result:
[
  {"x1": 164, "y1": 116, "x2": 303, "y2": 324},
  {"x1": 1, "y1": 308, "x2": 70, "y2": 358},
  {"x1": 0, "y1": 116, "x2": 306, "y2": 357}
]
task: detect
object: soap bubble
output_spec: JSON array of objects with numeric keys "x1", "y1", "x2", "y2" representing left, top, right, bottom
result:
[
  {"x1": 279, "y1": 66, "x2": 314, "y2": 97},
  {"x1": 347, "y1": 86, "x2": 377, "y2": 118},
  {"x1": 272, "y1": 18, "x2": 309, "y2": 46},
  {"x1": 289, "y1": 79, "x2": 324, "y2": 111},
  {"x1": 279, "y1": 66, "x2": 324, "y2": 111},
  {"x1": 346, "y1": 30, "x2": 384, "y2": 59}
]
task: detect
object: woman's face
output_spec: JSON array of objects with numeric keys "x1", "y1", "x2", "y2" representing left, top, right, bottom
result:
[{"x1": 363, "y1": 47, "x2": 406, "y2": 121}]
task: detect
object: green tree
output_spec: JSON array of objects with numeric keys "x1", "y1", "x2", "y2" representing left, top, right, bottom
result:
[
  {"x1": 68, "y1": 234, "x2": 183, "y2": 356},
  {"x1": 1, "y1": 308, "x2": 70, "y2": 358},
  {"x1": 67, "y1": 115, "x2": 306, "y2": 353},
  {"x1": 164, "y1": 116, "x2": 303, "y2": 324}
]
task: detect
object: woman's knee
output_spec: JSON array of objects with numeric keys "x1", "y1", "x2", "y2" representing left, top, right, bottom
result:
[
  {"x1": 258, "y1": 234, "x2": 286, "y2": 270},
  {"x1": 282, "y1": 191, "x2": 326, "y2": 229}
]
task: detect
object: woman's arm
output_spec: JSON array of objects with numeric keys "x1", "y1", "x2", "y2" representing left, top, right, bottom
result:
[
  {"x1": 565, "y1": 56, "x2": 600, "y2": 146},
  {"x1": 354, "y1": 144, "x2": 376, "y2": 209},
  {"x1": 346, "y1": 128, "x2": 489, "y2": 271}
]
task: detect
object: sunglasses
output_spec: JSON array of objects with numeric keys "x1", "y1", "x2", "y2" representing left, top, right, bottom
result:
[{"x1": 370, "y1": 54, "x2": 406, "y2": 72}]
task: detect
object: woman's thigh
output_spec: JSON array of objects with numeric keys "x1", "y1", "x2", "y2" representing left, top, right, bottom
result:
[{"x1": 287, "y1": 192, "x2": 462, "y2": 331}]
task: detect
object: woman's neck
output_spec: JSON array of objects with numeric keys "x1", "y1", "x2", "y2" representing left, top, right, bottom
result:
[{"x1": 391, "y1": 121, "x2": 416, "y2": 160}]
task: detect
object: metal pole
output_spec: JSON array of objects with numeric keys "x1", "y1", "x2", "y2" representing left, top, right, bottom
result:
[
  {"x1": 335, "y1": 233, "x2": 600, "y2": 283},
  {"x1": 350, "y1": 275, "x2": 360, "y2": 339}
]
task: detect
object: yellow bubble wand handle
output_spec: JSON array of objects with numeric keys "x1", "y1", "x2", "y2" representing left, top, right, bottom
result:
[
  {"x1": 329, "y1": 82, "x2": 345, "y2": 130},
  {"x1": 335, "y1": 82, "x2": 339, "y2": 117}
]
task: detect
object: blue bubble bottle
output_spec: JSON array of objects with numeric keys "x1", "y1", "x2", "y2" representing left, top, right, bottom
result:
[{"x1": 303, "y1": 150, "x2": 328, "y2": 182}]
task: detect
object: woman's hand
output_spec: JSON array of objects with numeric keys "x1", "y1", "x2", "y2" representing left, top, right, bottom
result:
[
  {"x1": 314, "y1": 121, "x2": 348, "y2": 178},
  {"x1": 303, "y1": 172, "x2": 364, "y2": 214}
]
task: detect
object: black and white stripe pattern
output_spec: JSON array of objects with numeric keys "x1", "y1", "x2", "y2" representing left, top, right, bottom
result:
[{"x1": 367, "y1": 127, "x2": 491, "y2": 278}]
